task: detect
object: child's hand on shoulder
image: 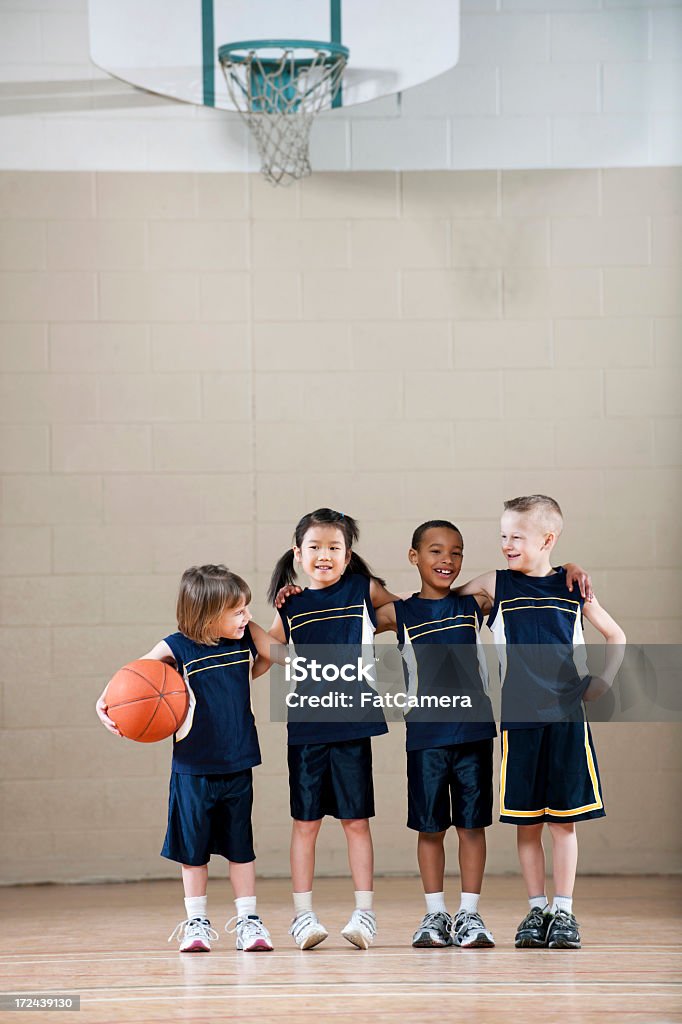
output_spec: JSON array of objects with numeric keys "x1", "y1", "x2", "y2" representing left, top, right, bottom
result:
[
  {"x1": 564, "y1": 563, "x2": 594, "y2": 602},
  {"x1": 275, "y1": 584, "x2": 302, "y2": 607},
  {"x1": 96, "y1": 694, "x2": 122, "y2": 737}
]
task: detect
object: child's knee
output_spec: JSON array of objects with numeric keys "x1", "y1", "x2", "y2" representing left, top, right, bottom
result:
[
  {"x1": 455, "y1": 826, "x2": 485, "y2": 843},
  {"x1": 517, "y1": 823, "x2": 544, "y2": 841},
  {"x1": 292, "y1": 818, "x2": 322, "y2": 839},
  {"x1": 548, "y1": 821, "x2": 576, "y2": 838},
  {"x1": 419, "y1": 830, "x2": 446, "y2": 844},
  {"x1": 340, "y1": 817, "x2": 370, "y2": 836}
]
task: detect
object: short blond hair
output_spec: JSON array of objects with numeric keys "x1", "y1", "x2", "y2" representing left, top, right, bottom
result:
[
  {"x1": 176, "y1": 565, "x2": 251, "y2": 645},
  {"x1": 503, "y1": 494, "x2": 564, "y2": 536}
]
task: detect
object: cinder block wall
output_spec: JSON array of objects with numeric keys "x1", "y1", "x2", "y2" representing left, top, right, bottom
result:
[{"x1": 0, "y1": 168, "x2": 680, "y2": 883}]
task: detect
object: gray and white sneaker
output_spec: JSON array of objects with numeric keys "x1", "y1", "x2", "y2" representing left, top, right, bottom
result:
[
  {"x1": 289, "y1": 911, "x2": 329, "y2": 950},
  {"x1": 451, "y1": 910, "x2": 495, "y2": 948},
  {"x1": 226, "y1": 914, "x2": 274, "y2": 952},
  {"x1": 168, "y1": 917, "x2": 219, "y2": 953},
  {"x1": 412, "y1": 911, "x2": 454, "y2": 948},
  {"x1": 341, "y1": 909, "x2": 377, "y2": 949}
]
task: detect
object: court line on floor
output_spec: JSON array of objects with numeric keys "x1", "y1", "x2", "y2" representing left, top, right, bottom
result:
[
  {"x1": 73, "y1": 987, "x2": 679, "y2": 1003},
  {"x1": 1, "y1": 946, "x2": 680, "y2": 965},
  {"x1": 4, "y1": 981, "x2": 680, "y2": 998}
]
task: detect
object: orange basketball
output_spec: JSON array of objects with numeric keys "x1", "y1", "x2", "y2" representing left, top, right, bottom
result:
[{"x1": 105, "y1": 660, "x2": 189, "y2": 742}]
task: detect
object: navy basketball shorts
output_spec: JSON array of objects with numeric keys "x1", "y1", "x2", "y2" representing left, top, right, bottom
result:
[
  {"x1": 161, "y1": 769, "x2": 255, "y2": 865},
  {"x1": 407, "y1": 738, "x2": 494, "y2": 833},
  {"x1": 500, "y1": 721, "x2": 606, "y2": 825},
  {"x1": 288, "y1": 738, "x2": 375, "y2": 821}
]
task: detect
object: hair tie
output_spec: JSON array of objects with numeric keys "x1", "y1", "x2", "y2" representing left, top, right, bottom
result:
[{"x1": 339, "y1": 512, "x2": 344, "y2": 520}]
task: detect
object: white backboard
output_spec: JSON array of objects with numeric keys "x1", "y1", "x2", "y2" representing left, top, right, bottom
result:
[{"x1": 88, "y1": 0, "x2": 460, "y2": 110}]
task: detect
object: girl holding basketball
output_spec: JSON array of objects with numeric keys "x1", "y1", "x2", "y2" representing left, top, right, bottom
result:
[
  {"x1": 268, "y1": 507, "x2": 398, "y2": 950},
  {"x1": 96, "y1": 564, "x2": 276, "y2": 955}
]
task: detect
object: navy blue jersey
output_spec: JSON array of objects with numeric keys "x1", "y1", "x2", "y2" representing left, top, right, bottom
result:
[
  {"x1": 487, "y1": 568, "x2": 588, "y2": 730},
  {"x1": 278, "y1": 573, "x2": 388, "y2": 745},
  {"x1": 395, "y1": 593, "x2": 496, "y2": 752},
  {"x1": 164, "y1": 628, "x2": 261, "y2": 774}
]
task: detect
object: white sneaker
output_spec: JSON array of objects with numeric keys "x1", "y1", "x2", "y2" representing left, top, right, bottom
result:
[
  {"x1": 289, "y1": 911, "x2": 329, "y2": 950},
  {"x1": 341, "y1": 909, "x2": 377, "y2": 950},
  {"x1": 450, "y1": 910, "x2": 495, "y2": 948},
  {"x1": 226, "y1": 914, "x2": 274, "y2": 952},
  {"x1": 168, "y1": 917, "x2": 219, "y2": 953}
]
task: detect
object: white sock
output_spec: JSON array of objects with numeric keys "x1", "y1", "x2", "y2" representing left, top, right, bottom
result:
[
  {"x1": 184, "y1": 895, "x2": 208, "y2": 921},
  {"x1": 552, "y1": 895, "x2": 573, "y2": 915},
  {"x1": 425, "y1": 891, "x2": 447, "y2": 914},
  {"x1": 529, "y1": 895, "x2": 549, "y2": 912},
  {"x1": 355, "y1": 890, "x2": 374, "y2": 911},
  {"x1": 458, "y1": 892, "x2": 480, "y2": 914},
  {"x1": 293, "y1": 891, "x2": 313, "y2": 916},
  {"x1": 235, "y1": 896, "x2": 257, "y2": 919}
]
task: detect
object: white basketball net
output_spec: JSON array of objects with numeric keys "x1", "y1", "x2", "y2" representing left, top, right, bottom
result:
[{"x1": 219, "y1": 46, "x2": 347, "y2": 187}]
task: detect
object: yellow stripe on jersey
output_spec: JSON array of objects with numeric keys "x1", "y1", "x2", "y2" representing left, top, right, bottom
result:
[
  {"x1": 408, "y1": 621, "x2": 478, "y2": 642},
  {"x1": 287, "y1": 603, "x2": 364, "y2": 623},
  {"x1": 499, "y1": 603, "x2": 579, "y2": 616},
  {"x1": 289, "y1": 613, "x2": 364, "y2": 634},
  {"x1": 406, "y1": 613, "x2": 475, "y2": 633},
  {"x1": 186, "y1": 657, "x2": 251, "y2": 678},
  {"x1": 184, "y1": 648, "x2": 250, "y2": 669}
]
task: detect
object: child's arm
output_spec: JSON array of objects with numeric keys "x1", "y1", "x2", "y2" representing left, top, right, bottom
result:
[
  {"x1": 249, "y1": 619, "x2": 291, "y2": 677},
  {"x1": 248, "y1": 621, "x2": 272, "y2": 679},
  {"x1": 374, "y1": 603, "x2": 397, "y2": 635},
  {"x1": 564, "y1": 563, "x2": 594, "y2": 602},
  {"x1": 274, "y1": 577, "x2": 399, "y2": 609},
  {"x1": 451, "y1": 571, "x2": 496, "y2": 616},
  {"x1": 581, "y1": 598, "x2": 627, "y2": 700},
  {"x1": 369, "y1": 578, "x2": 401, "y2": 609},
  {"x1": 453, "y1": 564, "x2": 593, "y2": 614},
  {"x1": 274, "y1": 584, "x2": 302, "y2": 608},
  {"x1": 95, "y1": 640, "x2": 176, "y2": 736},
  {"x1": 247, "y1": 615, "x2": 289, "y2": 678}
]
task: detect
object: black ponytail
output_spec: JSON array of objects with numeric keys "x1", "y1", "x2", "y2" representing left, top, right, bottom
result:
[
  {"x1": 348, "y1": 550, "x2": 385, "y2": 587},
  {"x1": 267, "y1": 507, "x2": 384, "y2": 603},
  {"x1": 267, "y1": 549, "x2": 297, "y2": 605}
]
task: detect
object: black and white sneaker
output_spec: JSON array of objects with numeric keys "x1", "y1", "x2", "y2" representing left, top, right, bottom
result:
[
  {"x1": 515, "y1": 907, "x2": 552, "y2": 948},
  {"x1": 451, "y1": 910, "x2": 495, "y2": 948},
  {"x1": 411, "y1": 911, "x2": 454, "y2": 947},
  {"x1": 547, "y1": 909, "x2": 581, "y2": 949}
]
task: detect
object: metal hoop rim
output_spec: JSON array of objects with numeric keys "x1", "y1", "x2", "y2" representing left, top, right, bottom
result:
[{"x1": 218, "y1": 39, "x2": 350, "y2": 67}]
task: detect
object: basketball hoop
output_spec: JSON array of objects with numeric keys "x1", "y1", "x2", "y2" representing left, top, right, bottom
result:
[{"x1": 218, "y1": 39, "x2": 349, "y2": 187}]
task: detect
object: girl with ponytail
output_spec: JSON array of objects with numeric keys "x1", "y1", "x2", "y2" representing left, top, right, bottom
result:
[{"x1": 267, "y1": 508, "x2": 397, "y2": 953}]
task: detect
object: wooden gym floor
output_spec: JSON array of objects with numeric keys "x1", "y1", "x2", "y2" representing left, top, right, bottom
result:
[{"x1": 1, "y1": 876, "x2": 680, "y2": 1023}]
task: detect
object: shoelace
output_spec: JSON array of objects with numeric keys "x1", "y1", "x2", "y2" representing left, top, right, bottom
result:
[
  {"x1": 168, "y1": 917, "x2": 219, "y2": 944},
  {"x1": 552, "y1": 909, "x2": 578, "y2": 928},
  {"x1": 523, "y1": 907, "x2": 547, "y2": 929},
  {"x1": 289, "y1": 910, "x2": 321, "y2": 941},
  {"x1": 420, "y1": 911, "x2": 452, "y2": 932},
  {"x1": 226, "y1": 915, "x2": 269, "y2": 944},
  {"x1": 348, "y1": 910, "x2": 376, "y2": 936},
  {"x1": 452, "y1": 910, "x2": 486, "y2": 936}
]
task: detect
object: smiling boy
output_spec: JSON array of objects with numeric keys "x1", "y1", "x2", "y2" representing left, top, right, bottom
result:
[
  {"x1": 458, "y1": 495, "x2": 626, "y2": 949},
  {"x1": 376, "y1": 521, "x2": 497, "y2": 949}
]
